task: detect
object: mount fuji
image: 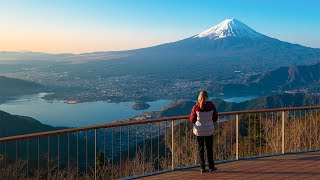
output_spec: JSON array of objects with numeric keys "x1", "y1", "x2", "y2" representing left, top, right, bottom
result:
[
  {"x1": 73, "y1": 18, "x2": 318, "y2": 79},
  {"x1": 128, "y1": 18, "x2": 319, "y2": 58}
]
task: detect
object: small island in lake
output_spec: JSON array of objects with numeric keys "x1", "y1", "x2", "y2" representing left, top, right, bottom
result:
[
  {"x1": 132, "y1": 102, "x2": 150, "y2": 110},
  {"x1": 66, "y1": 100, "x2": 78, "y2": 104}
]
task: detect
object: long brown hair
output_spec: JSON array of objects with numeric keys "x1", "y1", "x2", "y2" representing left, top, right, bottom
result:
[{"x1": 198, "y1": 90, "x2": 208, "y2": 109}]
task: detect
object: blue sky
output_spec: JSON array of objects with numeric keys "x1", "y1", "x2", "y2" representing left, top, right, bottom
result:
[{"x1": 1, "y1": 0, "x2": 319, "y2": 53}]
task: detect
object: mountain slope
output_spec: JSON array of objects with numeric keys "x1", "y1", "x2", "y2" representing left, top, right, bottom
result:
[
  {"x1": 0, "y1": 110, "x2": 54, "y2": 137},
  {"x1": 213, "y1": 93, "x2": 320, "y2": 112},
  {"x1": 248, "y1": 62, "x2": 319, "y2": 89},
  {"x1": 221, "y1": 62, "x2": 320, "y2": 94},
  {"x1": 0, "y1": 76, "x2": 42, "y2": 96},
  {"x1": 0, "y1": 76, "x2": 43, "y2": 104}
]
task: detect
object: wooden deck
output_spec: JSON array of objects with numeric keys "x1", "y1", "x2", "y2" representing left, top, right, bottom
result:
[{"x1": 140, "y1": 151, "x2": 320, "y2": 179}]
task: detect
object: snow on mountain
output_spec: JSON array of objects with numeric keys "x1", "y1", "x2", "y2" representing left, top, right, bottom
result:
[{"x1": 194, "y1": 18, "x2": 264, "y2": 40}]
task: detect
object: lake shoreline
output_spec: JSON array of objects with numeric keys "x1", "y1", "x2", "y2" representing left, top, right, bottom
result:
[
  {"x1": 0, "y1": 92, "x2": 259, "y2": 127},
  {"x1": 41, "y1": 90, "x2": 263, "y2": 104}
]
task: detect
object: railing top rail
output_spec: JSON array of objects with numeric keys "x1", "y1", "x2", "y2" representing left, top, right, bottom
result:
[{"x1": 0, "y1": 106, "x2": 319, "y2": 142}]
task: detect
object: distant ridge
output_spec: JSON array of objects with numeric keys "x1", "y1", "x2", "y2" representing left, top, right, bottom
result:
[
  {"x1": 157, "y1": 93, "x2": 320, "y2": 117},
  {"x1": 221, "y1": 62, "x2": 320, "y2": 94}
]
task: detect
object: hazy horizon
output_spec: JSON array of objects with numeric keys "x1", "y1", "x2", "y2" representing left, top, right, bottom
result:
[{"x1": 1, "y1": 0, "x2": 320, "y2": 54}]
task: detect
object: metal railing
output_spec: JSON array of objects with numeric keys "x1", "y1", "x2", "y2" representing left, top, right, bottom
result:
[{"x1": 0, "y1": 106, "x2": 319, "y2": 179}]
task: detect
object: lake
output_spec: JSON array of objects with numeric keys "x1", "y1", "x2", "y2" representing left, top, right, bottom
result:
[
  {"x1": 0, "y1": 93, "x2": 257, "y2": 127},
  {"x1": 220, "y1": 95, "x2": 258, "y2": 103}
]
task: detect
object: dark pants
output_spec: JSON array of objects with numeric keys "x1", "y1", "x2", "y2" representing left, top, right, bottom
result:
[{"x1": 196, "y1": 135, "x2": 215, "y2": 169}]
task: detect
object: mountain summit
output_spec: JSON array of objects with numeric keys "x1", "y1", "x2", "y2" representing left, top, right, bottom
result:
[{"x1": 194, "y1": 18, "x2": 264, "y2": 40}]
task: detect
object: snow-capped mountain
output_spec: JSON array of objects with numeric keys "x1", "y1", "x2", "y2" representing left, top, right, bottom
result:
[
  {"x1": 194, "y1": 18, "x2": 264, "y2": 40},
  {"x1": 86, "y1": 18, "x2": 319, "y2": 78}
]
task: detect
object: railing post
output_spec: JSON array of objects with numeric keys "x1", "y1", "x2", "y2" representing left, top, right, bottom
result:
[
  {"x1": 281, "y1": 111, "x2": 285, "y2": 154},
  {"x1": 68, "y1": 133, "x2": 70, "y2": 170},
  {"x1": 4, "y1": 142, "x2": 6, "y2": 168},
  {"x1": 16, "y1": 140, "x2": 18, "y2": 162},
  {"x1": 120, "y1": 126, "x2": 122, "y2": 178},
  {"x1": 236, "y1": 114, "x2": 239, "y2": 160},
  {"x1": 38, "y1": 137, "x2": 40, "y2": 178},
  {"x1": 86, "y1": 131, "x2": 88, "y2": 175},
  {"x1": 158, "y1": 122, "x2": 160, "y2": 171},
  {"x1": 112, "y1": 128, "x2": 114, "y2": 179},
  {"x1": 171, "y1": 120, "x2": 174, "y2": 170},
  {"x1": 128, "y1": 126, "x2": 130, "y2": 160},
  {"x1": 58, "y1": 134, "x2": 60, "y2": 173},
  {"x1": 27, "y1": 139, "x2": 29, "y2": 178},
  {"x1": 47, "y1": 136, "x2": 50, "y2": 175},
  {"x1": 77, "y1": 132, "x2": 79, "y2": 179},
  {"x1": 94, "y1": 129, "x2": 97, "y2": 180}
]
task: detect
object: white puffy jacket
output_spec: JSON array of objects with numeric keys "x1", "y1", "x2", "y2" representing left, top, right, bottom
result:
[{"x1": 193, "y1": 110, "x2": 215, "y2": 136}]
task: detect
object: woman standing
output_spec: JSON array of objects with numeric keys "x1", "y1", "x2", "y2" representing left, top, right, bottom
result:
[{"x1": 190, "y1": 90, "x2": 218, "y2": 173}]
